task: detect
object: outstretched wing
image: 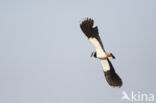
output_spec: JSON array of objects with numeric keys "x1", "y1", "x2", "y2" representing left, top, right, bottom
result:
[
  {"x1": 101, "y1": 59, "x2": 122, "y2": 87},
  {"x1": 80, "y1": 18, "x2": 106, "y2": 57}
]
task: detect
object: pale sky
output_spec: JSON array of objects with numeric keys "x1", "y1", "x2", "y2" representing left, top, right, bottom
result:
[{"x1": 0, "y1": 0, "x2": 156, "y2": 103}]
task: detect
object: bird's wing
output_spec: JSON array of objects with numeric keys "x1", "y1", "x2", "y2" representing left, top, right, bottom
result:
[
  {"x1": 101, "y1": 59, "x2": 122, "y2": 87},
  {"x1": 80, "y1": 18, "x2": 105, "y2": 53},
  {"x1": 101, "y1": 59, "x2": 110, "y2": 72}
]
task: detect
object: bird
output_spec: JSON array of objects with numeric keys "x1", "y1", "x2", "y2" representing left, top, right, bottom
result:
[{"x1": 80, "y1": 18, "x2": 122, "y2": 88}]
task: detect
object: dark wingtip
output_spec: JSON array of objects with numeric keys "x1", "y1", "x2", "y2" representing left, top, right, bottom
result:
[
  {"x1": 80, "y1": 18, "x2": 99, "y2": 38},
  {"x1": 80, "y1": 18, "x2": 94, "y2": 27},
  {"x1": 80, "y1": 18, "x2": 94, "y2": 32},
  {"x1": 104, "y1": 70, "x2": 122, "y2": 88}
]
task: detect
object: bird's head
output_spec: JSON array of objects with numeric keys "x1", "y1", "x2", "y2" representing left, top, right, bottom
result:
[{"x1": 90, "y1": 52, "x2": 97, "y2": 58}]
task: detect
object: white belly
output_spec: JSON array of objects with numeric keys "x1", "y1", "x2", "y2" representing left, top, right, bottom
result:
[{"x1": 96, "y1": 48, "x2": 106, "y2": 58}]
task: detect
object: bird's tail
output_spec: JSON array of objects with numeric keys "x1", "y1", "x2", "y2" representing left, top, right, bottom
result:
[{"x1": 104, "y1": 59, "x2": 122, "y2": 88}]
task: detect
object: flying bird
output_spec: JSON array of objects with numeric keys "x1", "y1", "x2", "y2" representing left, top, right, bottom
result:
[{"x1": 80, "y1": 18, "x2": 122, "y2": 88}]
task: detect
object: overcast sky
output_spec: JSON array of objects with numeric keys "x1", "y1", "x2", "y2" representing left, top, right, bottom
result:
[{"x1": 0, "y1": 0, "x2": 156, "y2": 103}]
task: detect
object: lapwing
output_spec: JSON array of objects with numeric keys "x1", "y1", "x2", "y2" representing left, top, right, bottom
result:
[{"x1": 80, "y1": 18, "x2": 122, "y2": 88}]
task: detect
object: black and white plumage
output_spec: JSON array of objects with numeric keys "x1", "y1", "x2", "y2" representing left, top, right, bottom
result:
[{"x1": 80, "y1": 18, "x2": 122, "y2": 88}]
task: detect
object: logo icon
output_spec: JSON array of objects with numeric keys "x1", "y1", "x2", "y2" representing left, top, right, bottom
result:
[
  {"x1": 121, "y1": 91, "x2": 154, "y2": 102},
  {"x1": 121, "y1": 91, "x2": 131, "y2": 101}
]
